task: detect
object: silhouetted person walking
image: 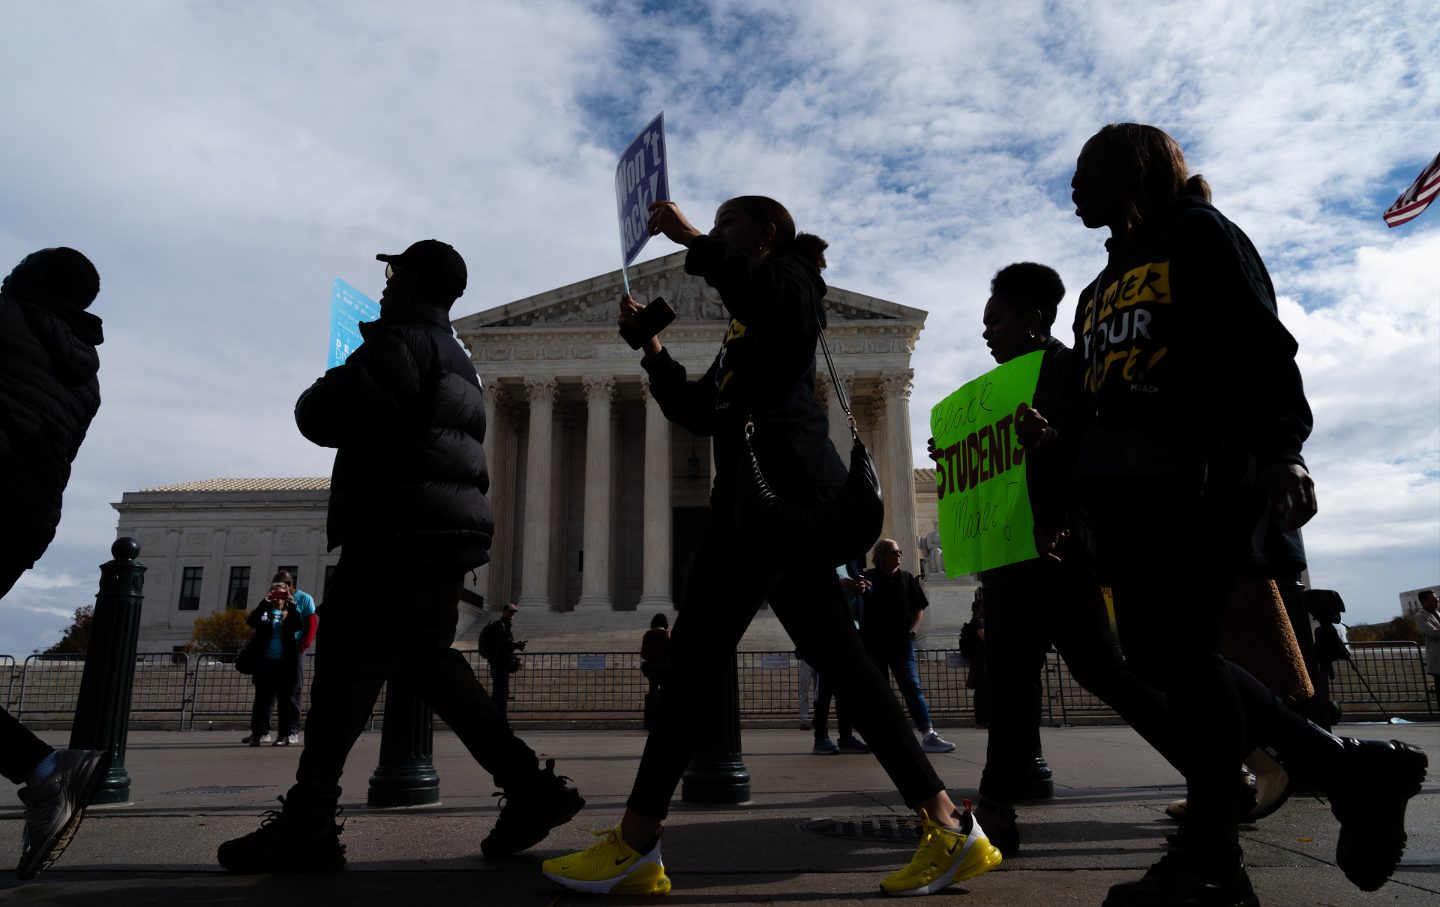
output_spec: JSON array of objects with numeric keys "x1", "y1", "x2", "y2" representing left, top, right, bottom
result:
[
  {"x1": 218, "y1": 241, "x2": 582, "y2": 872},
  {"x1": 0, "y1": 248, "x2": 110, "y2": 880}
]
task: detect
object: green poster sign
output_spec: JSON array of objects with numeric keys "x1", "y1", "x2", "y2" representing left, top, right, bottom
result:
[{"x1": 929, "y1": 350, "x2": 1045, "y2": 576}]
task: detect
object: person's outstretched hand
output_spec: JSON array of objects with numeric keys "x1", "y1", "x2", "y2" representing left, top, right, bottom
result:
[
  {"x1": 618, "y1": 293, "x2": 662, "y2": 357},
  {"x1": 647, "y1": 200, "x2": 703, "y2": 247}
]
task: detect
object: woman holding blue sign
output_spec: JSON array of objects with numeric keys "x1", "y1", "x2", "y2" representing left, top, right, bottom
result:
[
  {"x1": 1022, "y1": 123, "x2": 1425, "y2": 906},
  {"x1": 542, "y1": 196, "x2": 1001, "y2": 898}
]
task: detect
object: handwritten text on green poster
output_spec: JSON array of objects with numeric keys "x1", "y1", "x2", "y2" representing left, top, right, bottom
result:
[{"x1": 929, "y1": 351, "x2": 1044, "y2": 576}]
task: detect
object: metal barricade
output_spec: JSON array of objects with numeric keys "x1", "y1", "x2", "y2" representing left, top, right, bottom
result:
[
  {"x1": 128, "y1": 653, "x2": 191, "y2": 729},
  {"x1": 469, "y1": 650, "x2": 646, "y2": 716},
  {"x1": 18, "y1": 652, "x2": 193, "y2": 728},
  {"x1": 1329, "y1": 640, "x2": 1433, "y2": 720},
  {"x1": 0, "y1": 655, "x2": 16, "y2": 712},
  {"x1": 15, "y1": 654, "x2": 86, "y2": 719}
]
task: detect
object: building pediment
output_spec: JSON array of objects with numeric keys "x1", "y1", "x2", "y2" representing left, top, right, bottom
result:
[{"x1": 452, "y1": 250, "x2": 925, "y2": 334}]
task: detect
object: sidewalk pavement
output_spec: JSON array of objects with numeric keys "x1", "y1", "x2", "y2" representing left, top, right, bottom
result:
[{"x1": 0, "y1": 722, "x2": 1435, "y2": 906}]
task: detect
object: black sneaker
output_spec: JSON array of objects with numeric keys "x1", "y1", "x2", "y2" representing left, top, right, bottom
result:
[
  {"x1": 217, "y1": 797, "x2": 346, "y2": 873},
  {"x1": 16, "y1": 748, "x2": 111, "y2": 880},
  {"x1": 1102, "y1": 850, "x2": 1259, "y2": 907},
  {"x1": 1329, "y1": 737, "x2": 1428, "y2": 892},
  {"x1": 481, "y1": 759, "x2": 585, "y2": 858},
  {"x1": 837, "y1": 735, "x2": 870, "y2": 754}
]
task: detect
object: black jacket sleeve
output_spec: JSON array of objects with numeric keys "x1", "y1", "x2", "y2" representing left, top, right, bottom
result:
[
  {"x1": 294, "y1": 330, "x2": 425, "y2": 449},
  {"x1": 1174, "y1": 208, "x2": 1311, "y2": 469},
  {"x1": 640, "y1": 347, "x2": 721, "y2": 437}
]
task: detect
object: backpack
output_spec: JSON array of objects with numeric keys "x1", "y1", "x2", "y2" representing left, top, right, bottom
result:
[
  {"x1": 959, "y1": 620, "x2": 984, "y2": 660},
  {"x1": 479, "y1": 620, "x2": 506, "y2": 661}
]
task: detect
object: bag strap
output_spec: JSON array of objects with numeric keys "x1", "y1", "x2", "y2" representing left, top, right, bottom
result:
[{"x1": 814, "y1": 312, "x2": 859, "y2": 443}]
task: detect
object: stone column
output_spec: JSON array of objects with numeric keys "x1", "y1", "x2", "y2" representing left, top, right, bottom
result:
[
  {"x1": 576, "y1": 376, "x2": 615, "y2": 609},
  {"x1": 517, "y1": 377, "x2": 556, "y2": 610},
  {"x1": 472, "y1": 379, "x2": 501, "y2": 602},
  {"x1": 879, "y1": 369, "x2": 919, "y2": 576},
  {"x1": 639, "y1": 376, "x2": 673, "y2": 609},
  {"x1": 818, "y1": 372, "x2": 853, "y2": 460}
]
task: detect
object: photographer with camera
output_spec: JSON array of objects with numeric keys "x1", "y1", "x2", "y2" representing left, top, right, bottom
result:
[
  {"x1": 241, "y1": 582, "x2": 303, "y2": 746},
  {"x1": 479, "y1": 603, "x2": 525, "y2": 719}
]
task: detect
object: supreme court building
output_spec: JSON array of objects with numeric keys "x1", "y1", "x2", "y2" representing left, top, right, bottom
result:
[{"x1": 118, "y1": 251, "x2": 946, "y2": 652}]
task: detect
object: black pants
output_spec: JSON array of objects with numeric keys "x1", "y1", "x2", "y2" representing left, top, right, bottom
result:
[
  {"x1": 0, "y1": 706, "x2": 52, "y2": 786},
  {"x1": 250, "y1": 657, "x2": 300, "y2": 737},
  {"x1": 488, "y1": 663, "x2": 510, "y2": 719},
  {"x1": 1107, "y1": 568, "x2": 1343, "y2": 850},
  {"x1": 285, "y1": 544, "x2": 540, "y2": 814},
  {"x1": 980, "y1": 560, "x2": 1177, "y2": 803},
  {"x1": 0, "y1": 561, "x2": 53, "y2": 785},
  {"x1": 812, "y1": 672, "x2": 854, "y2": 740},
  {"x1": 627, "y1": 514, "x2": 943, "y2": 819}
]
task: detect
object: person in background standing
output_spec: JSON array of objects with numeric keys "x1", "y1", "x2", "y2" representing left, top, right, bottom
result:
[
  {"x1": 640, "y1": 613, "x2": 671, "y2": 731},
  {"x1": 480, "y1": 603, "x2": 525, "y2": 719},
  {"x1": 860, "y1": 539, "x2": 955, "y2": 754}
]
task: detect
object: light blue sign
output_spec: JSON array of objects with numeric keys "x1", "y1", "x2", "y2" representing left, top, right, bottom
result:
[
  {"x1": 615, "y1": 112, "x2": 669, "y2": 267},
  {"x1": 328, "y1": 278, "x2": 379, "y2": 368}
]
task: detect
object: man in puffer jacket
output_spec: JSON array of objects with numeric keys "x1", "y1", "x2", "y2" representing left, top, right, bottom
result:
[
  {"x1": 219, "y1": 240, "x2": 583, "y2": 873},
  {"x1": 0, "y1": 248, "x2": 110, "y2": 880}
]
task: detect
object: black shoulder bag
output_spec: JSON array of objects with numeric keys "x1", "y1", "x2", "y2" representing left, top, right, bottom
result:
[{"x1": 733, "y1": 314, "x2": 885, "y2": 567}]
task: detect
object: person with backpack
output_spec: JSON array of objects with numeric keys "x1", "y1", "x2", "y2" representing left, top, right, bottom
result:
[{"x1": 480, "y1": 604, "x2": 525, "y2": 719}]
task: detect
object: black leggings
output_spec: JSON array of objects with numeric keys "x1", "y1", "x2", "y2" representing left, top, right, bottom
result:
[
  {"x1": 1108, "y1": 570, "x2": 1342, "y2": 847},
  {"x1": 627, "y1": 515, "x2": 944, "y2": 818},
  {"x1": 980, "y1": 561, "x2": 1177, "y2": 802}
]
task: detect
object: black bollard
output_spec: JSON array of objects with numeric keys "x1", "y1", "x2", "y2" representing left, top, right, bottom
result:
[
  {"x1": 367, "y1": 678, "x2": 439, "y2": 807},
  {"x1": 681, "y1": 651, "x2": 751, "y2": 804},
  {"x1": 69, "y1": 538, "x2": 147, "y2": 805}
]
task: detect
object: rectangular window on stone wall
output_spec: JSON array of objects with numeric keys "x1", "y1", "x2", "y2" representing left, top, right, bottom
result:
[
  {"x1": 276, "y1": 565, "x2": 298, "y2": 588},
  {"x1": 178, "y1": 566, "x2": 203, "y2": 611},
  {"x1": 226, "y1": 566, "x2": 251, "y2": 610}
]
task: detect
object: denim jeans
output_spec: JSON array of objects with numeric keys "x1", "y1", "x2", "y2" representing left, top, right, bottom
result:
[{"x1": 867, "y1": 639, "x2": 933, "y2": 732}]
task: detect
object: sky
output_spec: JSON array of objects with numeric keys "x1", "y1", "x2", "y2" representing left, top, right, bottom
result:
[{"x1": 0, "y1": 0, "x2": 1436, "y2": 655}]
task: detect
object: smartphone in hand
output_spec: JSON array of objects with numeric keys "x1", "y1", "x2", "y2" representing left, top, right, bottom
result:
[{"x1": 619, "y1": 297, "x2": 676, "y2": 350}]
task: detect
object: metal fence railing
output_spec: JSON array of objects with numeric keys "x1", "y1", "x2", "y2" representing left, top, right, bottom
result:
[
  {"x1": 1, "y1": 641, "x2": 1432, "y2": 728},
  {"x1": 1328, "y1": 641, "x2": 1434, "y2": 721},
  {"x1": 0, "y1": 655, "x2": 16, "y2": 713}
]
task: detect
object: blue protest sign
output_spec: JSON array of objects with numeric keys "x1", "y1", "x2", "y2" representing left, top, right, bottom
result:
[
  {"x1": 615, "y1": 112, "x2": 669, "y2": 267},
  {"x1": 328, "y1": 278, "x2": 380, "y2": 368}
]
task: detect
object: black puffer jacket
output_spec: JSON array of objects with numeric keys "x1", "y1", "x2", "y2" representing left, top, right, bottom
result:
[
  {"x1": 295, "y1": 302, "x2": 493, "y2": 568},
  {"x1": 0, "y1": 290, "x2": 102, "y2": 571}
]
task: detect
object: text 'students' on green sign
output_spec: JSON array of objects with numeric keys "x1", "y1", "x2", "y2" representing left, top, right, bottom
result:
[{"x1": 928, "y1": 350, "x2": 1044, "y2": 576}]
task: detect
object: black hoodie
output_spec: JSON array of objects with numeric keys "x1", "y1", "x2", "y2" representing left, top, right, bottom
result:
[
  {"x1": 642, "y1": 235, "x2": 847, "y2": 509},
  {"x1": 1064, "y1": 197, "x2": 1312, "y2": 571}
]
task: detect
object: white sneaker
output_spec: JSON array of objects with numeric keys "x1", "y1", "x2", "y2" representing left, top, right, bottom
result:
[
  {"x1": 285, "y1": 733, "x2": 299, "y2": 746},
  {"x1": 922, "y1": 731, "x2": 956, "y2": 753},
  {"x1": 257, "y1": 732, "x2": 275, "y2": 745}
]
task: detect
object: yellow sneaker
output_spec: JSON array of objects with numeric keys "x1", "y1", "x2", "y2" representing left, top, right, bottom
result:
[
  {"x1": 880, "y1": 806, "x2": 1002, "y2": 896},
  {"x1": 542, "y1": 825, "x2": 672, "y2": 896}
]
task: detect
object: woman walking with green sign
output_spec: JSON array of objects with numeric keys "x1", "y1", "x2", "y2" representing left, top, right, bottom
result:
[
  {"x1": 1022, "y1": 123, "x2": 1426, "y2": 907},
  {"x1": 933, "y1": 262, "x2": 1181, "y2": 859}
]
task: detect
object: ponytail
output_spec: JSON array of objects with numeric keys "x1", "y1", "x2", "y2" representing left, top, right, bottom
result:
[{"x1": 790, "y1": 233, "x2": 829, "y2": 271}]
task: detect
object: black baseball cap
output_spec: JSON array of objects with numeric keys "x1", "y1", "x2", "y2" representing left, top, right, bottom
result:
[{"x1": 376, "y1": 239, "x2": 467, "y2": 300}]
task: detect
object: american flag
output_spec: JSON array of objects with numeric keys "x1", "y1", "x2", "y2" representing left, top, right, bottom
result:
[{"x1": 1383, "y1": 151, "x2": 1440, "y2": 228}]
